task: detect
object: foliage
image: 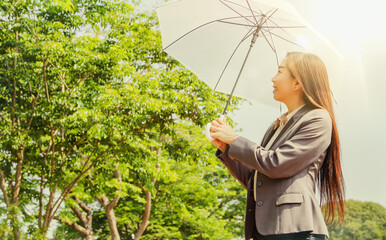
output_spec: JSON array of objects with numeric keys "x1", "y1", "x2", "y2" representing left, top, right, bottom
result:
[
  {"x1": 0, "y1": 0, "x2": 246, "y2": 239},
  {"x1": 327, "y1": 200, "x2": 386, "y2": 240},
  {"x1": 113, "y1": 123, "x2": 247, "y2": 240}
]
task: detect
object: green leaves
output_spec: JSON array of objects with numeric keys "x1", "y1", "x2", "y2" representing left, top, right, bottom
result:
[
  {"x1": 327, "y1": 200, "x2": 386, "y2": 240},
  {"x1": 0, "y1": 0, "x2": 246, "y2": 239}
]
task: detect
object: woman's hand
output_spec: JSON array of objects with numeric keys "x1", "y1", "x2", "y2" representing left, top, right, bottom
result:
[
  {"x1": 211, "y1": 138, "x2": 227, "y2": 152},
  {"x1": 210, "y1": 117, "x2": 239, "y2": 151}
]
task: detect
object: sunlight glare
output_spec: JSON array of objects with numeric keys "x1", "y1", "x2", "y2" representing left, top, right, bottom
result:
[{"x1": 313, "y1": 0, "x2": 386, "y2": 105}]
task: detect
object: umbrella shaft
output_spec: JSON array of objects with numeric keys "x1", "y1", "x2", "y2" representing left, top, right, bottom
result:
[
  {"x1": 223, "y1": 30, "x2": 259, "y2": 115},
  {"x1": 251, "y1": 28, "x2": 260, "y2": 46}
]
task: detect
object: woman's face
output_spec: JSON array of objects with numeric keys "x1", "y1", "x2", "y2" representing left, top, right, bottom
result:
[{"x1": 271, "y1": 57, "x2": 298, "y2": 103}]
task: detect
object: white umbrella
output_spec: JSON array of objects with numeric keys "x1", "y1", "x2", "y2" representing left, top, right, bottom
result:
[{"x1": 156, "y1": 0, "x2": 345, "y2": 139}]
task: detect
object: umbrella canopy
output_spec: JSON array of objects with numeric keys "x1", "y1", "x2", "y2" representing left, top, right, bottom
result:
[{"x1": 156, "y1": 0, "x2": 345, "y2": 113}]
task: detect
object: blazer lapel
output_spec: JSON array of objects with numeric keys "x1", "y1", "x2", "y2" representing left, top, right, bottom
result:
[
  {"x1": 269, "y1": 104, "x2": 315, "y2": 149},
  {"x1": 261, "y1": 122, "x2": 276, "y2": 147}
]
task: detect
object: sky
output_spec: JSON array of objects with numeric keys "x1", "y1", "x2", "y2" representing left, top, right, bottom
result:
[{"x1": 140, "y1": 0, "x2": 386, "y2": 207}]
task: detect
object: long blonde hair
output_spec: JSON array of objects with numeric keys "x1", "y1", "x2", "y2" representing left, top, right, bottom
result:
[{"x1": 286, "y1": 52, "x2": 345, "y2": 225}]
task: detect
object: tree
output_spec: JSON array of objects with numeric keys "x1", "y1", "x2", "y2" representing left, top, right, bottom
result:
[
  {"x1": 327, "y1": 200, "x2": 386, "y2": 240},
  {"x1": 107, "y1": 122, "x2": 247, "y2": 240},
  {"x1": 1, "y1": 0, "x2": 245, "y2": 239}
]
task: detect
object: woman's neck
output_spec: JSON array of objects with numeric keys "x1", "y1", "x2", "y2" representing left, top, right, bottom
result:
[{"x1": 284, "y1": 97, "x2": 306, "y2": 114}]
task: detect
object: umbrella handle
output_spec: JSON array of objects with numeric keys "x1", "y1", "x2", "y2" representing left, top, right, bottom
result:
[{"x1": 205, "y1": 115, "x2": 225, "y2": 142}]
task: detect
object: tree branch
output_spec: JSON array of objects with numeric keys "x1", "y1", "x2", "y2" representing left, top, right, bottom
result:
[
  {"x1": 97, "y1": 194, "x2": 109, "y2": 208},
  {"x1": 63, "y1": 198, "x2": 93, "y2": 238},
  {"x1": 54, "y1": 216, "x2": 88, "y2": 235},
  {"x1": 48, "y1": 123, "x2": 57, "y2": 182},
  {"x1": 97, "y1": 193, "x2": 121, "y2": 240},
  {"x1": 134, "y1": 187, "x2": 151, "y2": 240},
  {"x1": 26, "y1": 84, "x2": 38, "y2": 131},
  {"x1": 106, "y1": 169, "x2": 122, "y2": 211},
  {"x1": 43, "y1": 184, "x2": 57, "y2": 229},
  {"x1": 134, "y1": 148, "x2": 161, "y2": 240},
  {"x1": 38, "y1": 164, "x2": 45, "y2": 229},
  {"x1": 80, "y1": 149, "x2": 95, "y2": 173},
  {"x1": 67, "y1": 71, "x2": 93, "y2": 100},
  {"x1": 38, "y1": 128, "x2": 59, "y2": 157},
  {"x1": 12, "y1": 148, "x2": 24, "y2": 204},
  {"x1": 65, "y1": 133, "x2": 87, "y2": 158},
  {"x1": 11, "y1": 28, "x2": 18, "y2": 127},
  {"x1": 132, "y1": 125, "x2": 148, "y2": 135},
  {"x1": 44, "y1": 151, "x2": 94, "y2": 229},
  {"x1": 22, "y1": 20, "x2": 39, "y2": 42},
  {"x1": 70, "y1": 206, "x2": 88, "y2": 226},
  {"x1": 48, "y1": 161, "x2": 96, "y2": 225},
  {"x1": 208, "y1": 201, "x2": 224, "y2": 218},
  {"x1": 0, "y1": 169, "x2": 10, "y2": 206},
  {"x1": 43, "y1": 123, "x2": 58, "y2": 228},
  {"x1": 74, "y1": 196, "x2": 91, "y2": 213},
  {"x1": 47, "y1": 142, "x2": 125, "y2": 230},
  {"x1": 41, "y1": 56, "x2": 49, "y2": 102}
]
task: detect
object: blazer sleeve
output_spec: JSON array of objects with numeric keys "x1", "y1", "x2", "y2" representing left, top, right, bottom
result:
[
  {"x1": 216, "y1": 147, "x2": 252, "y2": 189},
  {"x1": 227, "y1": 109, "x2": 332, "y2": 179}
]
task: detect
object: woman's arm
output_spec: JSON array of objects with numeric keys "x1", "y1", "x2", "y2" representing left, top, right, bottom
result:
[
  {"x1": 216, "y1": 147, "x2": 252, "y2": 190},
  {"x1": 228, "y1": 109, "x2": 332, "y2": 179}
]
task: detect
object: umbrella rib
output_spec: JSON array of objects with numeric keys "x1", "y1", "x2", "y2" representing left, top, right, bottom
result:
[
  {"x1": 213, "y1": 27, "x2": 256, "y2": 92},
  {"x1": 218, "y1": 20, "x2": 255, "y2": 27},
  {"x1": 260, "y1": 29, "x2": 276, "y2": 54},
  {"x1": 262, "y1": 21, "x2": 279, "y2": 66},
  {"x1": 260, "y1": 8, "x2": 278, "y2": 26},
  {"x1": 262, "y1": 7, "x2": 276, "y2": 16},
  {"x1": 162, "y1": 16, "x2": 257, "y2": 51},
  {"x1": 258, "y1": 7, "x2": 297, "y2": 52},
  {"x1": 218, "y1": 0, "x2": 255, "y2": 25},
  {"x1": 265, "y1": 18, "x2": 296, "y2": 41},
  {"x1": 245, "y1": 0, "x2": 259, "y2": 24},
  {"x1": 221, "y1": 0, "x2": 264, "y2": 18},
  {"x1": 261, "y1": 25, "x2": 306, "y2": 29},
  {"x1": 261, "y1": 29, "x2": 303, "y2": 48}
]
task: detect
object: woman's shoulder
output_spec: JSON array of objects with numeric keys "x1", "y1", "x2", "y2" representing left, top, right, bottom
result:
[
  {"x1": 306, "y1": 107, "x2": 330, "y2": 118},
  {"x1": 302, "y1": 106, "x2": 332, "y2": 126}
]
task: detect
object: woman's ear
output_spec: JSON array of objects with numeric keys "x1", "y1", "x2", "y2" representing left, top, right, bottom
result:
[{"x1": 293, "y1": 81, "x2": 300, "y2": 90}]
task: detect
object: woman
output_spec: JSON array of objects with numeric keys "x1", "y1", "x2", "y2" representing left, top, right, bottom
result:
[{"x1": 210, "y1": 52, "x2": 345, "y2": 240}]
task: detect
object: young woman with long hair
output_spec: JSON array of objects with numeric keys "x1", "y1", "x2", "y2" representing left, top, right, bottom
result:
[{"x1": 210, "y1": 52, "x2": 345, "y2": 240}]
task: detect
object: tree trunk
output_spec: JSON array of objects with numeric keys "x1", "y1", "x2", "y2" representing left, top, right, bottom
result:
[
  {"x1": 83, "y1": 234, "x2": 93, "y2": 240},
  {"x1": 38, "y1": 165, "x2": 45, "y2": 229},
  {"x1": 68, "y1": 197, "x2": 94, "y2": 240},
  {"x1": 56, "y1": 215, "x2": 93, "y2": 240},
  {"x1": 55, "y1": 197, "x2": 93, "y2": 239},
  {"x1": 134, "y1": 189, "x2": 152, "y2": 240},
  {"x1": 96, "y1": 168, "x2": 122, "y2": 240},
  {"x1": 98, "y1": 194, "x2": 121, "y2": 240},
  {"x1": 134, "y1": 147, "x2": 161, "y2": 239},
  {"x1": 82, "y1": 224, "x2": 93, "y2": 240},
  {"x1": 10, "y1": 16, "x2": 22, "y2": 240},
  {"x1": 106, "y1": 206, "x2": 120, "y2": 240},
  {"x1": 10, "y1": 150, "x2": 24, "y2": 240},
  {"x1": 12, "y1": 227, "x2": 21, "y2": 240}
]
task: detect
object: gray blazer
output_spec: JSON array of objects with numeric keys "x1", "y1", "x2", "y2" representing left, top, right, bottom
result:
[{"x1": 216, "y1": 104, "x2": 331, "y2": 239}]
